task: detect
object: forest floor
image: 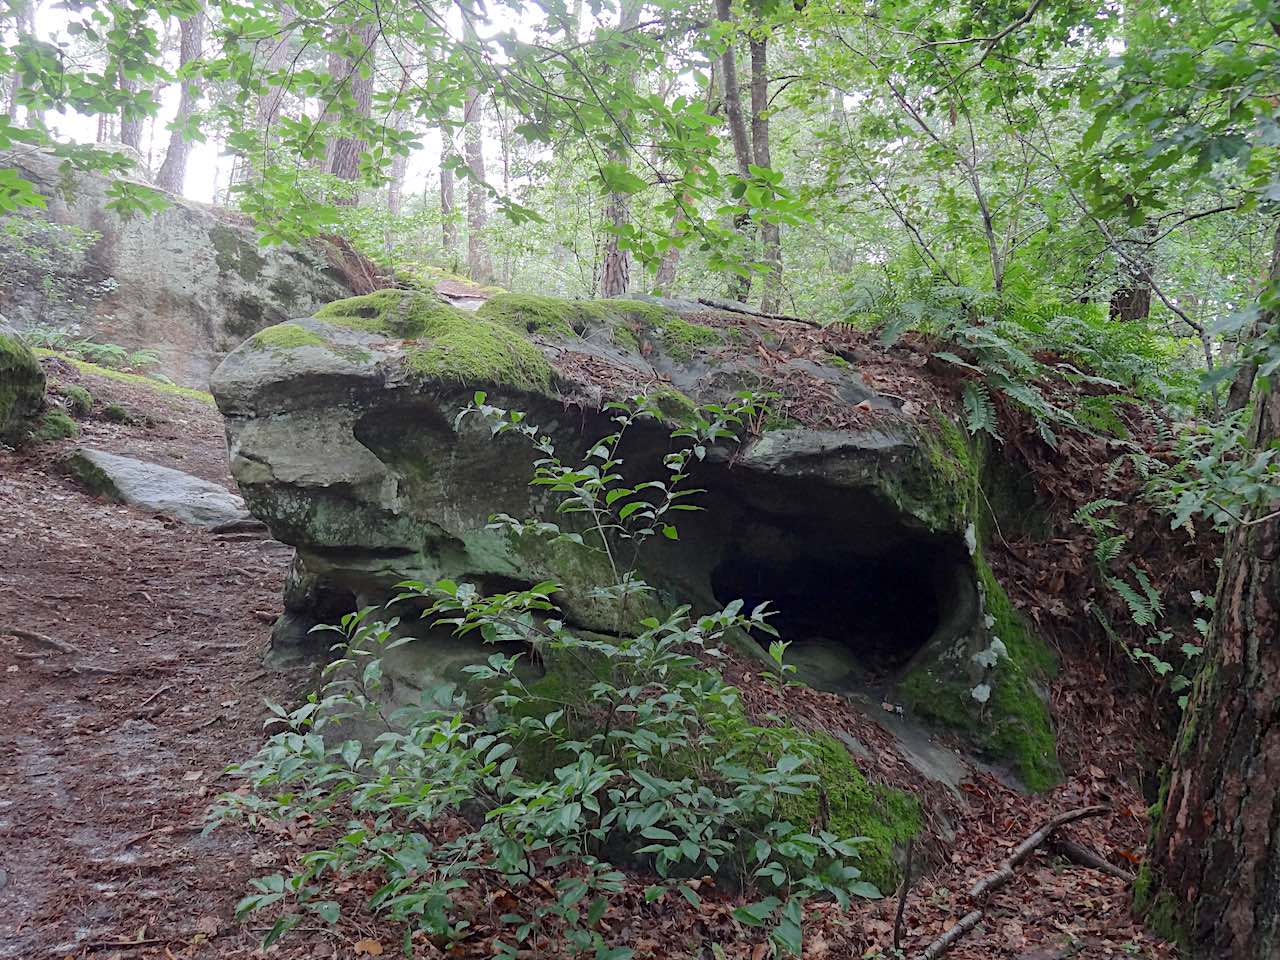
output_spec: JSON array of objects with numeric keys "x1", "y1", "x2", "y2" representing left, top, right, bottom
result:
[{"x1": 0, "y1": 358, "x2": 1177, "y2": 960}]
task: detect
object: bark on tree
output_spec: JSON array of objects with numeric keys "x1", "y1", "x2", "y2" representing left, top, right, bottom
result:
[
  {"x1": 325, "y1": 22, "x2": 377, "y2": 189},
  {"x1": 256, "y1": 4, "x2": 297, "y2": 141},
  {"x1": 464, "y1": 86, "x2": 494, "y2": 283},
  {"x1": 1142, "y1": 221, "x2": 1280, "y2": 960},
  {"x1": 750, "y1": 34, "x2": 781, "y2": 314},
  {"x1": 441, "y1": 136, "x2": 458, "y2": 259},
  {"x1": 1110, "y1": 208, "x2": 1157, "y2": 322},
  {"x1": 155, "y1": 7, "x2": 204, "y2": 195},
  {"x1": 119, "y1": 67, "x2": 143, "y2": 149},
  {"x1": 598, "y1": 0, "x2": 643, "y2": 299},
  {"x1": 714, "y1": 0, "x2": 753, "y2": 302}
]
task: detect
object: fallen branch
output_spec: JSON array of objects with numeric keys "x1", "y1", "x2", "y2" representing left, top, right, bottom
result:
[
  {"x1": 893, "y1": 837, "x2": 917, "y2": 952},
  {"x1": 695, "y1": 296, "x2": 822, "y2": 327},
  {"x1": 134, "y1": 684, "x2": 173, "y2": 712},
  {"x1": 1049, "y1": 836, "x2": 1135, "y2": 882},
  {"x1": 919, "y1": 805, "x2": 1109, "y2": 960},
  {"x1": 0, "y1": 625, "x2": 81, "y2": 655}
]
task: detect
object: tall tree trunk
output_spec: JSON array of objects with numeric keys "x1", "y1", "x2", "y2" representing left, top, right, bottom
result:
[
  {"x1": 713, "y1": 0, "x2": 753, "y2": 302},
  {"x1": 464, "y1": 87, "x2": 493, "y2": 283},
  {"x1": 119, "y1": 67, "x2": 143, "y2": 149},
  {"x1": 256, "y1": 4, "x2": 297, "y2": 143},
  {"x1": 1141, "y1": 224, "x2": 1280, "y2": 960},
  {"x1": 598, "y1": 0, "x2": 642, "y2": 299},
  {"x1": 441, "y1": 138, "x2": 458, "y2": 260},
  {"x1": 325, "y1": 22, "x2": 377, "y2": 190},
  {"x1": 750, "y1": 35, "x2": 781, "y2": 313},
  {"x1": 1110, "y1": 207, "x2": 1157, "y2": 322},
  {"x1": 155, "y1": 6, "x2": 204, "y2": 195}
]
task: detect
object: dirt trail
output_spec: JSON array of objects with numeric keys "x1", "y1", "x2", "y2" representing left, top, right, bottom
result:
[{"x1": 0, "y1": 368, "x2": 301, "y2": 958}]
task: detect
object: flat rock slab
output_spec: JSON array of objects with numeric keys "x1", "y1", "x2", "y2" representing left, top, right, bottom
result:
[{"x1": 63, "y1": 447, "x2": 249, "y2": 527}]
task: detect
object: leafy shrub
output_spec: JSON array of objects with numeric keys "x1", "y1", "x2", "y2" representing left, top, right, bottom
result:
[{"x1": 214, "y1": 393, "x2": 885, "y2": 956}]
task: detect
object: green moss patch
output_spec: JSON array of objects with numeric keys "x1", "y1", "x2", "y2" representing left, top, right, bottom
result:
[
  {"x1": 477, "y1": 293, "x2": 677, "y2": 354},
  {"x1": 33, "y1": 350, "x2": 214, "y2": 406},
  {"x1": 32, "y1": 408, "x2": 78, "y2": 442},
  {"x1": 102, "y1": 403, "x2": 133, "y2": 424},
  {"x1": 656, "y1": 315, "x2": 722, "y2": 361},
  {"x1": 57, "y1": 383, "x2": 94, "y2": 417},
  {"x1": 757, "y1": 728, "x2": 920, "y2": 892},
  {"x1": 1, "y1": 332, "x2": 47, "y2": 445},
  {"x1": 250, "y1": 322, "x2": 329, "y2": 352},
  {"x1": 314, "y1": 288, "x2": 463, "y2": 339}
]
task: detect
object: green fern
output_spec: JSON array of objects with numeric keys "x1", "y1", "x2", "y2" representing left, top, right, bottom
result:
[{"x1": 961, "y1": 380, "x2": 1002, "y2": 440}]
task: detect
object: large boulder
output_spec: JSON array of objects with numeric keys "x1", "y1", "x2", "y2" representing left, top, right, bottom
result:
[
  {"x1": 0, "y1": 150, "x2": 353, "y2": 387},
  {"x1": 0, "y1": 329, "x2": 46, "y2": 446},
  {"x1": 212, "y1": 289, "x2": 1060, "y2": 788}
]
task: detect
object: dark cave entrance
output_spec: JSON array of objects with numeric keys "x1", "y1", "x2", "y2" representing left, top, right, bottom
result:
[{"x1": 701, "y1": 479, "x2": 976, "y2": 689}]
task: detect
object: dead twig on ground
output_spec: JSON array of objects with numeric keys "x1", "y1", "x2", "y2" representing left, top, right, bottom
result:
[
  {"x1": 134, "y1": 684, "x2": 173, "y2": 711},
  {"x1": 919, "y1": 805, "x2": 1109, "y2": 960},
  {"x1": 1049, "y1": 836, "x2": 1135, "y2": 882},
  {"x1": 695, "y1": 296, "x2": 822, "y2": 327}
]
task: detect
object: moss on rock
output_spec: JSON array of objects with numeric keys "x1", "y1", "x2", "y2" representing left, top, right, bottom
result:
[
  {"x1": 102, "y1": 403, "x2": 133, "y2": 424},
  {"x1": 313, "y1": 289, "x2": 554, "y2": 392},
  {"x1": 250, "y1": 322, "x2": 329, "y2": 352},
  {"x1": 32, "y1": 408, "x2": 78, "y2": 442},
  {"x1": 0, "y1": 332, "x2": 46, "y2": 446},
  {"x1": 477, "y1": 293, "x2": 677, "y2": 354},
  {"x1": 759, "y1": 728, "x2": 920, "y2": 892},
  {"x1": 315, "y1": 288, "x2": 464, "y2": 339},
  {"x1": 656, "y1": 315, "x2": 722, "y2": 361},
  {"x1": 895, "y1": 416, "x2": 1061, "y2": 791}
]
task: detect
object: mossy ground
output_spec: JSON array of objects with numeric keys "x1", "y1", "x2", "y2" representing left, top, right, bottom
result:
[
  {"x1": 514, "y1": 660, "x2": 917, "y2": 893},
  {"x1": 314, "y1": 289, "x2": 553, "y2": 392},
  {"x1": 57, "y1": 383, "x2": 94, "y2": 417},
  {"x1": 32, "y1": 350, "x2": 215, "y2": 406},
  {"x1": 102, "y1": 403, "x2": 132, "y2": 424},
  {"x1": 32, "y1": 409, "x2": 78, "y2": 442}
]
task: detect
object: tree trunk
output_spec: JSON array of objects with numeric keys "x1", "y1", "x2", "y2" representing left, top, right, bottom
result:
[
  {"x1": 713, "y1": 0, "x2": 753, "y2": 302},
  {"x1": 119, "y1": 67, "x2": 143, "y2": 149},
  {"x1": 598, "y1": 0, "x2": 642, "y2": 299},
  {"x1": 257, "y1": 4, "x2": 297, "y2": 140},
  {"x1": 325, "y1": 22, "x2": 377, "y2": 189},
  {"x1": 441, "y1": 138, "x2": 458, "y2": 259},
  {"x1": 464, "y1": 86, "x2": 494, "y2": 283},
  {"x1": 750, "y1": 35, "x2": 781, "y2": 313},
  {"x1": 155, "y1": 7, "x2": 204, "y2": 195},
  {"x1": 1142, "y1": 224, "x2": 1280, "y2": 960}
]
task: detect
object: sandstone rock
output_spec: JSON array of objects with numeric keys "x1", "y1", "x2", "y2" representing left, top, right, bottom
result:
[
  {"x1": 64, "y1": 447, "x2": 249, "y2": 527},
  {"x1": 0, "y1": 329, "x2": 46, "y2": 446},
  {"x1": 212, "y1": 288, "x2": 1061, "y2": 788},
  {"x1": 0, "y1": 149, "x2": 352, "y2": 387}
]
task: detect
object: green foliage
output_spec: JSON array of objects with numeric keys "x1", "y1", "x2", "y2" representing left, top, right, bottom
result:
[
  {"x1": 0, "y1": 216, "x2": 115, "y2": 325},
  {"x1": 215, "y1": 393, "x2": 896, "y2": 954}
]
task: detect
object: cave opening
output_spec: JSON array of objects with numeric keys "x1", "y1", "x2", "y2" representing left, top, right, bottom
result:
[{"x1": 702, "y1": 481, "x2": 974, "y2": 692}]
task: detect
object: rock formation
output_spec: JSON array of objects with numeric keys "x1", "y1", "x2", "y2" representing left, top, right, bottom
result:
[
  {"x1": 0, "y1": 328, "x2": 46, "y2": 445},
  {"x1": 212, "y1": 289, "x2": 1060, "y2": 789},
  {"x1": 0, "y1": 148, "x2": 353, "y2": 387}
]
